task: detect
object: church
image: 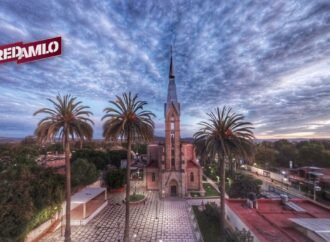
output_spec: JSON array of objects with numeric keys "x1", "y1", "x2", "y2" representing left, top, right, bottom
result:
[{"x1": 145, "y1": 50, "x2": 204, "y2": 198}]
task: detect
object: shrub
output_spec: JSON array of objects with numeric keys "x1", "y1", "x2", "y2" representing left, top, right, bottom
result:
[
  {"x1": 0, "y1": 161, "x2": 64, "y2": 241},
  {"x1": 105, "y1": 169, "x2": 126, "y2": 189},
  {"x1": 128, "y1": 194, "x2": 145, "y2": 202}
]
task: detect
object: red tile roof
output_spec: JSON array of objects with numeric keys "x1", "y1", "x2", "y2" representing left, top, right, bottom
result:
[{"x1": 227, "y1": 199, "x2": 330, "y2": 242}]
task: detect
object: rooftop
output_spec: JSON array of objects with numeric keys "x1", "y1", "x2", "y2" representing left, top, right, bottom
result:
[{"x1": 227, "y1": 198, "x2": 330, "y2": 242}]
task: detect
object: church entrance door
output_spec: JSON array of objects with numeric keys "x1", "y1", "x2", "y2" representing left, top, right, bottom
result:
[
  {"x1": 170, "y1": 185, "x2": 177, "y2": 196},
  {"x1": 169, "y1": 179, "x2": 178, "y2": 196}
]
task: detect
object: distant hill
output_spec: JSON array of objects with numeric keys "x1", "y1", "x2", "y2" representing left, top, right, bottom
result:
[
  {"x1": 152, "y1": 136, "x2": 194, "y2": 143},
  {"x1": 255, "y1": 138, "x2": 330, "y2": 143},
  {"x1": 1, "y1": 136, "x2": 329, "y2": 144},
  {"x1": 0, "y1": 137, "x2": 22, "y2": 143}
]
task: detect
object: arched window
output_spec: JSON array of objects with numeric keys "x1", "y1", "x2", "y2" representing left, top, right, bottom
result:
[
  {"x1": 190, "y1": 172, "x2": 194, "y2": 182},
  {"x1": 152, "y1": 173, "x2": 156, "y2": 182}
]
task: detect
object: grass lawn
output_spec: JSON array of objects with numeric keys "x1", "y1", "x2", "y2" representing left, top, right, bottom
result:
[
  {"x1": 128, "y1": 194, "x2": 145, "y2": 202},
  {"x1": 191, "y1": 192, "x2": 201, "y2": 197},
  {"x1": 193, "y1": 205, "x2": 221, "y2": 242},
  {"x1": 193, "y1": 205, "x2": 235, "y2": 242},
  {"x1": 203, "y1": 183, "x2": 220, "y2": 196}
]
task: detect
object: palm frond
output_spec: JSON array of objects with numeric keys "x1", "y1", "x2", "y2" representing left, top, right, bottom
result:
[{"x1": 34, "y1": 94, "x2": 94, "y2": 144}]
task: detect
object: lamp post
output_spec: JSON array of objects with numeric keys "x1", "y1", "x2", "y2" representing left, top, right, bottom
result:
[
  {"x1": 281, "y1": 171, "x2": 286, "y2": 189},
  {"x1": 155, "y1": 190, "x2": 160, "y2": 220},
  {"x1": 314, "y1": 182, "x2": 321, "y2": 201},
  {"x1": 117, "y1": 222, "x2": 120, "y2": 242},
  {"x1": 283, "y1": 177, "x2": 288, "y2": 190}
]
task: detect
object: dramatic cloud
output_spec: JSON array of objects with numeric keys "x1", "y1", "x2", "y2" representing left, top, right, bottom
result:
[{"x1": 1, "y1": 0, "x2": 330, "y2": 139}]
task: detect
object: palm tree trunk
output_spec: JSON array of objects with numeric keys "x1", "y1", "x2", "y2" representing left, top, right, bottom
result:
[
  {"x1": 64, "y1": 133, "x2": 71, "y2": 242},
  {"x1": 219, "y1": 153, "x2": 226, "y2": 238},
  {"x1": 219, "y1": 138, "x2": 229, "y2": 239},
  {"x1": 124, "y1": 134, "x2": 131, "y2": 242}
]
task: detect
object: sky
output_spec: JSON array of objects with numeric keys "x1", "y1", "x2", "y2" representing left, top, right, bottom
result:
[{"x1": 1, "y1": 0, "x2": 330, "y2": 139}]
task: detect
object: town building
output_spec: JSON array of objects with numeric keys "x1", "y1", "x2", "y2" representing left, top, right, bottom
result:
[
  {"x1": 37, "y1": 152, "x2": 66, "y2": 174},
  {"x1": 145, "y1": 49, "x2": 204, "y2": 198},
  {"x1": 226, "y1": 197, "x2": 330, "y2": 242}
]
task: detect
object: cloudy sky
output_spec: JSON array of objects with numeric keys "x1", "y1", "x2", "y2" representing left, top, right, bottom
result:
[{"x1": 1, "y1": 0, "x2": 330, "y2": 139}]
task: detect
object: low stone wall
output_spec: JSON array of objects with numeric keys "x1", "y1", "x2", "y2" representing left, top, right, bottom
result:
[
  {"x1": 109, "y1": 187, "x2": 125, "y2": 193},
  {"x1": 25, "y1": 214, "x2": 60, "y2": 242},
  {"x1": 25, "y1": 180, "x2": 105, "y2": 242},
  {"x1": 186, "y1": 203, "x2": 204, "y2": 242},
  {"x1": 129, "y1": 196, "x2": 147, "y2": 205}
]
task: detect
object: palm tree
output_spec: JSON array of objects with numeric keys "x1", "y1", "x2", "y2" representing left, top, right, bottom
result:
[
  {"x1": 102, "y1": 92, "x2": 155, "y2": 242},
  {"x1": 34, "y1": 94, "x2": 93, "y2": 242},
  {"x1": 194, "y1": 106, "x2": 254, "y2": 237}
]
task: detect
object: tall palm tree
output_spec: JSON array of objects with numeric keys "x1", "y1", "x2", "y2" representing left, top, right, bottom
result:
[
  {"x1": 34, "y1": 94, "x2": 93, "y2": 242},
  {"x1": 194, "y1": 106, "x2": 254, "y2": 237},
  {"x1": 102, "y1": 92, "x2": 155, "y2": 242}
]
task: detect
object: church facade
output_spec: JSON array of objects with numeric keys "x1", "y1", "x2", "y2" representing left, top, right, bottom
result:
[{"x1": 145, "y1": 51, "x2": 204, "y2": 198}]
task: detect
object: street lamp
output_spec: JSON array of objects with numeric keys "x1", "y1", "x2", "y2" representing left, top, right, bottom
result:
[
  {"x1": 117, "y1": 222, "x2": 121, "y2": 242},
  {"x1": 155, "y1": 200, "x2": 158, "y2": 220},
  {"x1": 283, "y1": 177, "x2": 288, "y2": 189},
  {"x1": 314, "y1": 183, "x2": 321, "y2": 201}
]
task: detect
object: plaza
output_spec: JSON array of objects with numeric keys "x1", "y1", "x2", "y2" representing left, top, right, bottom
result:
[{"x1": 41, "y1": 181, "x2": 204, "y2": 242}]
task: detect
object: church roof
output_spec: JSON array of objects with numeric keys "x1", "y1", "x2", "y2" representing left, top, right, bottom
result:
[{"x1": 187, "y1": 160, "x2": 200, "y2": 168}]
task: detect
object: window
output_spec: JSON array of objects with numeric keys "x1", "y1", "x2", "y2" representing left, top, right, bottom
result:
[
  {"x1": 190, "y1": 172, "x2": 194, "y2": 182},
  {"x1": 152, "y1": 173, "x2": 156, "y2": 182},
  {"x1": 171, "y1": 159, "x2": 175, "y2": 168}
]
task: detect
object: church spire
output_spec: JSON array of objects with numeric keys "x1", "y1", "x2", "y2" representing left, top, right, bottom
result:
[
  {"x1": 169, "y1": 46, "x2": 175, "y2": 79},
  {"x1": 167, "y1": 46, "x2": 178, "y2": 104},
  {"x1": 165, "y1": 46, "x2": 180, "y2": 116}
]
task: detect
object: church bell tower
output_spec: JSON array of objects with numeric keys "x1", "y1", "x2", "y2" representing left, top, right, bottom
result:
[{"x1": 164, "y1": 48, "x2": 181, "y2": 172}]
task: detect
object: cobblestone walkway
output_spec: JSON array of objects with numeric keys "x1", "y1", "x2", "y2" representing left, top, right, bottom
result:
[{"x1": 41, "y1": 188, "x2": 196, "y2": 242}]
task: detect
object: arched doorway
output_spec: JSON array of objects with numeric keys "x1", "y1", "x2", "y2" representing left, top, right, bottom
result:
[{"x1": 169, "y1": 179, "x2": 178, "y2": 196}]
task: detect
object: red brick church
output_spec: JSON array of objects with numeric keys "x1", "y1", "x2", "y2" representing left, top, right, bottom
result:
[{"x1": 145, "y1": 50, "x2": 204, "y2": 198}]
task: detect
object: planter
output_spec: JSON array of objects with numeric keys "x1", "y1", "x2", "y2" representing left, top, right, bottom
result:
[
  {"x1": 129, "y1": 194, "x2": 147, "y2": 205},
  {"x1": 109, "y1": 187, "x2": 125, "y2": 193}
]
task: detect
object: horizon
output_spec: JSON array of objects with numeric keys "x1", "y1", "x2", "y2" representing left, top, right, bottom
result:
[{"x1": 1, "y1": 1, "x2": 330, "y2": 139}]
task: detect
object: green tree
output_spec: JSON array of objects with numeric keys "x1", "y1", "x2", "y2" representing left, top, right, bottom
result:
[
  {"x1": 228, "y1": 174, "x2": 262, "y2": 198},
  {"x1": 71, "y1": 149, "x2": 108, "y2": 170},
  {"x1": 194, "y1": 106, "x2": 254, "y2": 237},
  {"x1": 102, "y1": 92, "x2": 155, "y2": 242},
  {"x1": 0, "y1": 159, "x2": 64, "y2": 241},
  {"x1": 0, "y1": 163, "x2": 34, "y2": 241},
  {"x1": 297, "y1": 141, "x2": 327, "y2": 167},
  {"x1": 34, "y1": 94, "x2": 93, "y2": 242},
  {"x1": 274, "y1": 139, "x2": 297, "y2": 167},
  {"x1": 71, "y1": 158, "x2": 98, "y2": 188},
  {"x1": 46, "y1": 142, "x2": 64, "y2": 153},
  {"x1": 255, "y1": 143, "x2": 276, "y2": 169},
  {"x1": 105, "y1": 169, "x2": 126, "y2": 189}
]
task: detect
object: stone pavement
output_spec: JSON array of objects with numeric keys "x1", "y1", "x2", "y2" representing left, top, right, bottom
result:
[{"x1": 41, "y1": 183, "x2": 196, "y2": 242}]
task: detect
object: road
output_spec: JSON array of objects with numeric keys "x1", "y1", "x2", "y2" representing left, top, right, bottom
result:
[{"x1": 240, "y1": 169, "x2": 308, "y2": 199}]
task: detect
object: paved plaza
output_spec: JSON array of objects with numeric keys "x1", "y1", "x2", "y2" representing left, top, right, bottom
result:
[{"x1": 41, "y1": 183, "x2": 200, "y2": 242}]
